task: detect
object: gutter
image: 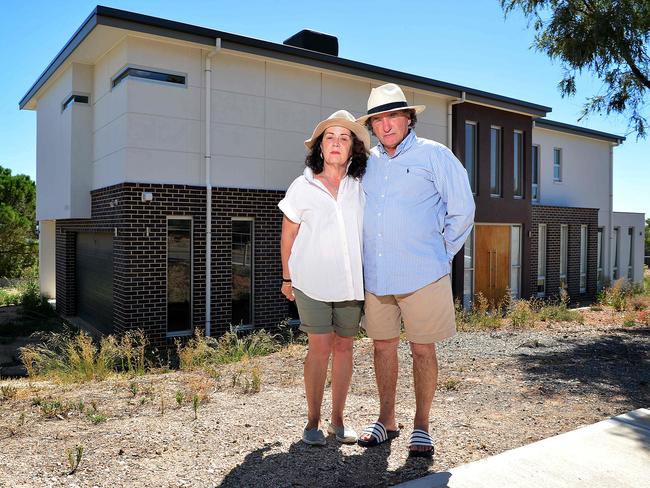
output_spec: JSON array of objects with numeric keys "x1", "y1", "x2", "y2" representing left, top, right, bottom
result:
[
  {"x1": 204, "y1": 38, "x2": 222, "y2": 337},
  {"x1": 447, "y1": 91, "x2": 466, "y2": 149}
]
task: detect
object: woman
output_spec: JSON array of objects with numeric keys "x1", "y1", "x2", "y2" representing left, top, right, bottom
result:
[{"x1": 278, "y1": 110, "x2": 369, "y2": 446}]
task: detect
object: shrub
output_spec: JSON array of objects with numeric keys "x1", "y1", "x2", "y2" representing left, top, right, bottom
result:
[
  {"x1": 623, "y1": 309, "x2": 637, "y2": 327},
  {"x1": 0, "y1": 288, "x2": 21, "y2": 306},
  {"x1": 599, "y1": 278, "x2": 629, "y2": 311},
  {"x1": 20, "y1": 329, "x2": 150, "y2": 382},
  {"x1": 456, "y1": 293, "x2": 503, "y2": 331},
  {"x1": 538, "y1": 304, "x2": 584, "y2": 323},
  {"x1": 19, "y1": 278, "x2": 56, "y2": 318},
  {"x1": 176, "y1": 328, "x2": 281, "y2": 370},
  {"x1": 508, "y1": 299, "x2": 538, "y2": 328},
  {"x1": 637, "y1": 310, "x2": 650, "y2": 326}
]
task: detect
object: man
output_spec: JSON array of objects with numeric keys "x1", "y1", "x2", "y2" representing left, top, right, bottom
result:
[{"x1": 356, "y1": 83, "x2": 475, "y2": 457}]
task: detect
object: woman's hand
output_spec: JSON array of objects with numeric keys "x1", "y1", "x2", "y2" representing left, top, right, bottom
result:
[{"x1": 281, "y1": 282, "x2": 295, "y2": 301}]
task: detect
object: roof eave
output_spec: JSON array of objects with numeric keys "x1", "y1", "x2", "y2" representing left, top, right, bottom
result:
[{"x1": 535, "y1": 119, "x2": 625, "y2": 144}]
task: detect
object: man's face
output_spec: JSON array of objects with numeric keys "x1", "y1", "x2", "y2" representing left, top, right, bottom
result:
[{"x1": 370, "y1": 110, "x2": 411, "y2": 153}]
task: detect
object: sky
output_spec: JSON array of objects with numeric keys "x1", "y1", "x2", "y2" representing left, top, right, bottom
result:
[{"x1": 1, "y1": 0, "x2": 647, "y2": 216}]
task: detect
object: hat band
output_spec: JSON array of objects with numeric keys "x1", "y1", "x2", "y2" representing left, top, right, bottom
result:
[{"x1": 367, "y1": 101, "x2": 409, "y2": 116}]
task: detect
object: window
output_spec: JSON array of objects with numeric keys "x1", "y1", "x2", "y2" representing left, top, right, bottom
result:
[
  {"x1": 463, "y1": 229, "x2": 474, "y2": 309},
  {"x1": 580, "y1": 225, "x2": 588, "y2": 293},
  {"x1": 613, "y1": 227, "x2": 620, "y2": 279},
  {"x1": 490, "y1": 126, "x2": 502, "y2": 196},
  {"x1": 232, "y1": 219, "x2": 254, "y2": 328},
  {"x1": 112, "y1": 67, "x2": 186, "y2": 88},
  {"x1": 61, "y1": 93, "x2": 89, "y2": 112},
  {"x1": 513, "y1": 131, "x2": 524, "y2": 198},
  {"x1": 510, "y1": 225, "x2": 521, "y2": 298},
  {"x1": 560, "y1": 224, "x2": 568, "y2": 288},
  {"x1": 167, "y1": 218, "x2": 192, "y2": 335},
  {"x1": 597, "y1": 227, "x2": 604, "y2": 291},
  {"x1": 537, "y1": 224, "x2": 547, "y2": 297},
  {"x1": 627, "y1": 227, "x2": 634, "y2": 280},
  {"x1": 532, "y1": 145, "x2": 540, "y2": 202},
  {"x1": 553, "y1": 148, "x2": 562, "y2": 182},
  {"x1": 464, "y1": 122, "x2": 477, "y2": 193}
]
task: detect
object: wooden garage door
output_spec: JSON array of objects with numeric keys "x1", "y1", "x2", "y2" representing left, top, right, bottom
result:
[{"x1": 76, "y1": 232, "x2": 113, "y2": 334}]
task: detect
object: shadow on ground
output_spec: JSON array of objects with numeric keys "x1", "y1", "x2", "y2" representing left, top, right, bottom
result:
[
  {"x1": 218, "y1": 438, "x2": 438, "y2": 487},
  {"x1": 516, "y1": 327, "x2": 650, "y2": 406}
]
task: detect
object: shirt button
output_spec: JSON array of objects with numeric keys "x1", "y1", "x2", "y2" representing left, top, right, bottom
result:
[
  {"x1": 378, "y1": 253, "x2": 382, "y2": 257},
  {"x1": 378, "y1": 233, "x2": 382, "y2": 237},
  {"x1": 384, "y1": 176, "x2": 388, "y2": 180},
  {"x1": 381, "y1": 194, "x2": 385, "y2": 198},
  {"x1": 377, "y1": 212, "x2": 381, "y2": 217}
]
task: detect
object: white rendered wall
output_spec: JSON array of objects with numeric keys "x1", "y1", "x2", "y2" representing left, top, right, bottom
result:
[
  {"x1": 612, "y1": 212, "x2": 645, "y2": 284},
  {"x1": 532, "y1": 126, "x2": 615, "y2": 280},
  {"x1": 38, "y1": 220, "x2": 56, "y2": 299},
  {"x1": 89, "y1": 38, "x2": 450, "y2": 191}
]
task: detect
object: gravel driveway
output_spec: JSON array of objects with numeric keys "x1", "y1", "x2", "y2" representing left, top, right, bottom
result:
[{"x1": 1, "y1": 320, "x2": 648, "y2": 487}]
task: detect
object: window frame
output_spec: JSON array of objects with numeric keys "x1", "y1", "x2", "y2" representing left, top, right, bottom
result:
[
  {"x1": 510, "y1": 225, "x2": 522, "y2": 298},
  {"x1": 613, "y1": 227, "x2": 620, "y2": 279},
  {"x1": 597, "y1": 227, "x2": 605, "y2": 291},
  {"x1": 537, "y1": 224, "x2": 547, "y2": 297},
  {"x1": 580, "y1": 225, "x2": 588, "y2": 294},
  {"x1": 531, "y1": 144, "x2": 540, "y2": 202},
  {"x1": 513, "y1": 130, "x2": 524, "y2": 199},
  {"x1": 111, "y1": 65, "x2": 188, "y2": 90},
  {"x1": 231, "y1": 217, "x2": 255, "y2": 331},
  {"x1": 627, "y1": 227, "x2": 634, "y2": 280},
  {"x1": 166, "y1": 216, "x2": 194, "y2": 338},
  {"x1": 464, "y1": 121, "x2": 478, "y2": 194},
  {"x1": 553, "y1": 147, "x2": 562, "y2": 182},
  {"x1": 490, "y1": 125, "x2": 503, "y2": 197},
  {"x1": 559, "y1": 224, "x2": 568, "y2": 288},
  {"x1": 463, "y1": 228, "x2": 475, "y2": 309}
]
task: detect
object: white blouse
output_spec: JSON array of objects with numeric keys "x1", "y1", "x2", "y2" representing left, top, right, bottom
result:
[{"x1": 278, "y1": 167, "x2": 364, "y2": 302}]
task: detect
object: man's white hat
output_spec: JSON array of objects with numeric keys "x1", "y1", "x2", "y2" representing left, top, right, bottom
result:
[{"x1": 356, "y1": 83, "x2": 426, "y2": 124}]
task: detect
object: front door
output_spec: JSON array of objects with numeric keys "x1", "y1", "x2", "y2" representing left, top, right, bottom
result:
[{"x1": 475, "y1": 225, "x2": 510, "y2": 306}]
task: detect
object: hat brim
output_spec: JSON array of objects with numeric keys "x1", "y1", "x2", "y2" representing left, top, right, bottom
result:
[
  {"x1": 356, "y1": 105, "x2": 426, "y2": 125},
  {"x1": 304, "y1": 117, "x2": 371, "y2": 153}
]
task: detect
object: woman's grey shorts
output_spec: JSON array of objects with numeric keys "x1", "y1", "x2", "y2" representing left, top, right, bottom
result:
[{"x1": 292, "y1": 288, "x2": 363, "y2": 337}]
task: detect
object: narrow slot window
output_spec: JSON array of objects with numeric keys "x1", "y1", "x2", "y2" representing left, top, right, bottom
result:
[
  {"x1": 232, "y1": 219, "x2": 254, "y2": 328},
  {"x1": 113, "y1": 67, "x2": 186, "y2": 88},
  {"x1": 537, "y1": 224, "x2": 547, "y2": 297},
  {"x1": 580, "y1": 225, "x2": 588, "y2": 293},
  {"x1": 464, "y1": 122, "x2": 477, "y2": 194},
  {"x1": 513, "y1": 131, "x2": 524, "y2": 198},
  {"x1": 62, "y1": 94, "x2": 89, "y2": 112},
  {"x1": 560, "y1": 224, "x2": 568, "y2": 288},
  {"x1": 490, "y1": 126, "x2": 502, "y2": 196},
  {"x1": 553, "y1": 148, "x2": 562, "y2": 182},
  {"x1": 463, "y1": 229, "x2": 474, "y2": 309},
  {"x1": 532, "y1": 145, "x2": 540, "y2": 202},
  {"x1": 167, "y1": 218, "x2": 192, "y2": 335},
  {"x1": 510, "y1": 225, "x2": 521, "y2": 298},
  {"x1": 627, "y1": 227, "x2": 634, "y2": 280}
]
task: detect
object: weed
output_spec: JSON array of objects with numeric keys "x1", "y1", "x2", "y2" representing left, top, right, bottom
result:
[
  {"x1": 88, "y1": 412, "x2": 107, "y2": 424},
  {"x1": 538, "y1": 304, "x2": 584, "y2": 323},
  {"x1": 456, "y1": 293, "x2": 502, "y2": 331},
  {"x1": 0, "y1": 288, "x2": 21, "y2": 306},
  {"x1": 442, "y1": 378, "x2": 460, "y2": 391},
  {"x1": 231, "y1": 366, "x2": 262, "y2": 394},
  {"x1": 76, "y1": 400, "x2": 85, "y2": 412},
  {"x1": 128, "y1": 382, "x2": 138, "y2": 397},
  {"x1": 39, "y1": 398, "x2": 72, "y2": 419},
  {"x1": 628, "y1": 295, "x2": 649, "y2": 311},
  {"x1": 599, "y1": 278, "x2": 628, "y2": 311},
  {"x1": 175, "y1": 390, "x2": 184, "y2": 407},
  {"x1": 192, "y1": 394, "x2": 199, "y2": 420},
  {"x1": 250, "y1": 367, "x2": 261, "y2": 393},
  {"x1": 160, "y1": 396, "x2": 165, "y2": 415},
  {"x1": 623, "y1": 309, "x2": 637, "y2": 327},
  {"x1": 1, "y1": 385, "x2": 17, "y2": 401},
  {"x1": 508, "y1": 300, "x2": 537, "y2": 328},
  {"x1": 66, "y1": 445, "x2": 84, "y2": 475}
]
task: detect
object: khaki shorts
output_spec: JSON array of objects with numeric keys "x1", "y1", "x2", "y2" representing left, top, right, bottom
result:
[
  {"x1": 362, "y1": 275, "x2": 456, "y2": 344},
  {"x1": 293, "y1": 288, "x2": 362, "y2": 337}
]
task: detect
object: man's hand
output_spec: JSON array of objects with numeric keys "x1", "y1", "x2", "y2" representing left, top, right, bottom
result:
[{"x1": 281, "y1": 282, "x2": 295, "y2": 301}]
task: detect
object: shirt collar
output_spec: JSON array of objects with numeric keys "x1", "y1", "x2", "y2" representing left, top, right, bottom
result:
[
  {"x1": 377, "y1": 129, "x2": 417, "y2": 158},
  {"x1": 303, "y1": 162, "x2": 352, "y2": 182}
]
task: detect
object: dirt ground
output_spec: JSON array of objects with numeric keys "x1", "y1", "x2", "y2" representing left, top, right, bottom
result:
[{"x1": 0, "y1": 313, "x2": 648, "y2": 487}]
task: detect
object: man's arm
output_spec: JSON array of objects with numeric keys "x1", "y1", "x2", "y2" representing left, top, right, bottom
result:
[{"x1": 433, "y1": 146, "x2": 476, "y2": 262}]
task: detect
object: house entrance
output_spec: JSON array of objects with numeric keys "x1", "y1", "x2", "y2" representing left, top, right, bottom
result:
[{"x1": 474, "y1": 225, "x2": 511, "y2": 306}]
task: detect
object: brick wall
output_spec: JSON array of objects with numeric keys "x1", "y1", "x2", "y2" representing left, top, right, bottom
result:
[
  {"x1": 56, "y1": 183, "x2": 289, "y2": 347},
  {"x1": 530, "y1": 205, "x2": 599, "y2": 304}
]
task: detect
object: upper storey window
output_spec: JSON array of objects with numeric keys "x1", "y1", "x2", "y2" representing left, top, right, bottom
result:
[
  {"x1": 490, "y1": 126, "x2": 502, "y2": 197},
  {"x1": 464, "y1": 122, "x2": 477, "y2": 194},
  {"x1": 112, "y1": 67, "x2": 186, "y2": 89},
  {"x1": 61, "y1": 93, "x2": 89, "y2": 112},
  {"x1": 513, "y1": 130, "x2": 524, "y2": 198},
  {"x1": 553, "y1": 147, "x2": 562, "y2": 182}
]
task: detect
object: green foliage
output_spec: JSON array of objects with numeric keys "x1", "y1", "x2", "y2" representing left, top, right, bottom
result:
[
  {"x1": 20, "y1": 329, "x2": 150, "y2": 381},
  {"x1": 0, "y1": 288, "x2": 21, "y2": 306},
  {"x1": 508, "y1": 299, "x2": 538, "y2": 328},
  {"x1": 599, "y1": 278, "x2": 629, "y2": 311},
  {"x1": 66, "y1": 445, "x2": 84, "y2": 475},
  {"x1": 0, "y1": 166, "x2": 37, "y2": 278},
  {"x1": 455, "y1": 293, "x2": 503, "y2": 331},
  {"x1": 501, "y1": 0, "x2": 650, "y2": 138},
  {"x1": 538, "y1": 303, "x2": 584, "y2": 323},
  {"x1": 176, "y1": 328, "x2": 280, "y2": 370}
]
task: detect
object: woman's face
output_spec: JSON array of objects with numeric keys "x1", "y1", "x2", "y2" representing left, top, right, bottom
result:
[{"x1": 320, "y1": 126, "x2": 353, "y2": 165}]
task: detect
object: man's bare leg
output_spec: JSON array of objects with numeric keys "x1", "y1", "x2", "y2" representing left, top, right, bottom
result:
[
  {"x1": 359, "y1": 337, "x2": 400, "y2": 442},
  {"x1": 410, "y1": 341, "x2": 438, "y2": 453}
]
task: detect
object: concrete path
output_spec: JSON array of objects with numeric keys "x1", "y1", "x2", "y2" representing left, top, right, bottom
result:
[{"x1": 397, "y1": 408, "x2": 650, "y2": 488}]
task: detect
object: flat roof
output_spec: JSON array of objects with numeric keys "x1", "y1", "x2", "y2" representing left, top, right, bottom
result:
[
  {"x1": 535, "y1": 118, "x2": 625, "y2": 144},
  {"x1": 20, "y1": 5, "x2": 551, "y2": 116}
]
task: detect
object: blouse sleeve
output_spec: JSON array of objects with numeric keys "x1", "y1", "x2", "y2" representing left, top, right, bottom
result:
[{"x1": 278, "y1": 178, "x2": 304, "y2": 223}]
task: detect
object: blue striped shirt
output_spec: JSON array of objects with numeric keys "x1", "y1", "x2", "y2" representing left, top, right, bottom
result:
[{"x1": 362, "y1": 130, "x2": 475, "y2": 295}]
